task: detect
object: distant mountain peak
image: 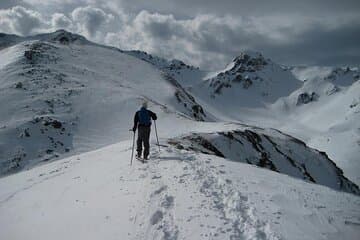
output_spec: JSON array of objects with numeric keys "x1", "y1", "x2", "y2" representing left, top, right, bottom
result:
[
  {"x1": 0, "y1": 30, "x2": 91, "y2": 50},
  {"x1": 36, "y1": 29, "x2": 89, "y2": 44},
  {"x1": 234, "y1": 50, "x2": 263, "y2": 60},
  {"x1": 231, "y1": 51, "x2": 268, "y2": 71}
]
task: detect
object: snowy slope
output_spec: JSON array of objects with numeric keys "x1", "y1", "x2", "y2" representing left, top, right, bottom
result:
[
  {"x1": 125, "y1": 50, "x2": 208, "y2": 87},
  {"x1": 268, "y1": 67, "x2": 360, "y2": 185},
  {"x1": 0, "y1": 31, "x2": 208, "y2": 175},
  {"x1": 1, "y1": 141, "x2": 359, "y2": 240},
  {"x1": 168, "y1": 125, "x2": 359, "y2": 195}
]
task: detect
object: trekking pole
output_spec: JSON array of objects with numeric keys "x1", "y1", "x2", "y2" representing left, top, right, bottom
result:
[
  {"x1": 130, "y1": 130, "x2": 135, "y2": 165},
  {"x1": 154, "y1": 120, "x2": 161, "y2": 153}
]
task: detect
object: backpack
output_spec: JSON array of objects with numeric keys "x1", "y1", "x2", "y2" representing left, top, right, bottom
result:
[{"x1": 138, "y1": 108, "x2": 151, "y2": 125}]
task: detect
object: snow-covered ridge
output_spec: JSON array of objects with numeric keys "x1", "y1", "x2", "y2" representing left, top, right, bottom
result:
[
  {"x1": 125, "y1": 50, "x2": 198, "y2": 72},
  {"x1": 0, "y1": 29, "x2": 90, "y2": 49},
  {"x1": 292, "y1": 65, "x2": 359, "y2": 83},
  {"x1": 34, "y1": 29, "x2": 90, "y2": 45},
  {"x1": 125, "y1": 50, "x2": 207, "y2": 87},
  {"x1": 0, "y1": 35, "x2": 208, "y2": 176},
  {"x1": 1, "y1": 141, "x2": 359, "y2": 240},
  {"x1": 168, "y1": 126, "x2": 360, "y2": 195}
]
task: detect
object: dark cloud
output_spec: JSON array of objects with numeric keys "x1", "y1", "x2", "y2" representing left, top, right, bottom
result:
[
  {"x1": 0, "y1": 1, "x2": 359, "y2": 69},
  {"x1": 263, "y1": 20, "x2": 360, "y2": 66},
  {"x1": 118, "y1": 0, "x2": 360, "y2": 17},
  {"x1": 120, "y1": 11, "x2": 360, "y2": 68},
  {"x1": 0, "y1": 0, "x2": 28, "y2": 9}
]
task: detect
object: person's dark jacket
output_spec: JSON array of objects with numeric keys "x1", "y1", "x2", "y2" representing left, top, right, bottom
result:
[{"x1": 132, "y1": 108, "x2": 157, "y2": 131}]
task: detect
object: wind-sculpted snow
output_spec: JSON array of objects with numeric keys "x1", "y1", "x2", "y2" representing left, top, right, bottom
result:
[{"x1": 168, "y1": 127, "x2": 360, "y2": 195}]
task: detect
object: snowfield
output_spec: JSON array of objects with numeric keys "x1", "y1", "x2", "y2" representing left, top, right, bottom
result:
[
  {"x1": 1, "y1": 141, "x2": 359, "y2": 240},
  {"x1": 0, "y1": 30, "x2": 359, "y2": 239}
]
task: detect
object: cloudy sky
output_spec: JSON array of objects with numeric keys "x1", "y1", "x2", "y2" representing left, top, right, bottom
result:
[{"x1": 1, "y1": 0, "x2": 359, "y2": 70}]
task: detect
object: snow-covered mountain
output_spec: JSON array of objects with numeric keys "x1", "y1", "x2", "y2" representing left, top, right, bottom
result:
[
  {"x1": 206, "y1": 52, "x2": 300, "y2": 98},
  {"x1": 134, "y1": 50, "x2": 360, "y2": 187},
  {"x1": 0, "y1": 30, "x2": 207, "y2": 175},
  {"x1": 191, "y1": 51, "x2": 302, "y2": 114},
  {"x1": 1, "y1": 30, "x2": 359, "y2": 239}
]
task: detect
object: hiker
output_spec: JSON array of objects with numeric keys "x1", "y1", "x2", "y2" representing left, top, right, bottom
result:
[{"x1": 132, "y1": 102, "x2": 157, "y2": 160}]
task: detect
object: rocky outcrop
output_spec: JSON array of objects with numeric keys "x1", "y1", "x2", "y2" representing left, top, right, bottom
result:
[
  {"x1": 163, "y1": 73, "x2": 207, "y2": 121},
  {"x1": 296, "y1": 92, "x2": 319, "y2": 105},
  {"x1": 169, "y1": 127, "x2": 360, "y2": 195}
]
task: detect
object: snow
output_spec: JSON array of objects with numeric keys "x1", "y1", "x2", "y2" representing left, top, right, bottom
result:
[
  {"x1": 0, "y1": 43, "x2": 25, "y2": 69},
  {"x1": 291, "y1": 66, "x2": 334, "y2": 82},
  {"x1": 1, "y1": 141, "x2": 359, "y2": 240},
  {"x1": 1, "y1": 30, "x2": 360, "y2": 239},
  {"x1": 267, "y1": 69, "x2": 360, "y2": 185},
  {"x1": 204, "y1": 60, "x2": 236, "y2": 80}
]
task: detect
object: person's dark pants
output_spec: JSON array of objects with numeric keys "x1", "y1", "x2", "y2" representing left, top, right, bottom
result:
[{"x1": 137, "y1": 125, "x2": 151, "y2": 158}]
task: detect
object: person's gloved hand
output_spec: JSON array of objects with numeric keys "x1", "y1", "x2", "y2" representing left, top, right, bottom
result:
[{"x1": 132, "y1": 127, "x2": 136, "y2": 132}]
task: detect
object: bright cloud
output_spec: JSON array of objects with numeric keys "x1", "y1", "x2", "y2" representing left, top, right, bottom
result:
[
  {"x1": 0, "y1": 6, "x2": 44, "y2": 35},
  {"x1": 71, "y1": 6, "x2": 114, "y2": 37}
]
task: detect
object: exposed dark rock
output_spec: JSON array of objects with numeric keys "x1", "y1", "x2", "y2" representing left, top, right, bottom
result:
[
  {"x1": 164, "y1": 73, "x2": 206, "y2": 121},
  {"x1": 233, "y1": 74, "x2": 243, "y2": 82},
  {"x1": 46, "y1": 149, "x2": 54, "y2": 154},
  {"x1": 258, "y1": 152, "x2": 278, "y2": 171},
  {"x1": 24, "y1": 50, "x2": 33, "y2": 60},
  {"x1": 233, "y1": 52, "x2": 268, "y2": 71},
  {"x1": 42, "y1": 118, "x2": 62, "y2": 129},
  {"x1": 243, "y1": 78, "x2": 253, "y2": 89},
  {"x1": 296, "y1": 92, "x2": 319, "y2": 105},
  {"x1": 59, "y1": 36, "x2": 69, "y2": 44},
  {"x1": 24, "y1": 129, "x2": 30, "y2": 137},
  {"x1": 15, "y1": 82, "x2": 23, "y2": 89}
]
